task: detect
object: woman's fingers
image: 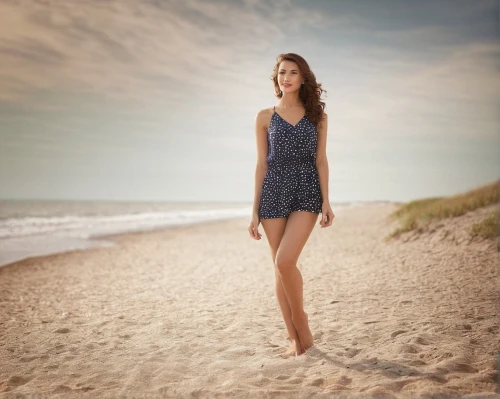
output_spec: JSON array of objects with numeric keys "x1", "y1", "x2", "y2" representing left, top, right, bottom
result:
[
  {"x1": 320, "y1": 213, "x2": 328, "y2": 227},
  {"x1": 320, "y1": 211, "x2": 335, "y2": 228},
  {"x1": 327, "y1": 212, "x2": 335, "y2": 226},
  {"x1": 248, "y1": 223, "x2": 262, "y2": 239}
]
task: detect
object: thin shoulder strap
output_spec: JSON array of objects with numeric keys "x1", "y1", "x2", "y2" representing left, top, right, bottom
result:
[{"x1": 273, "y1": 105, "x2": 275, "y2": 111}]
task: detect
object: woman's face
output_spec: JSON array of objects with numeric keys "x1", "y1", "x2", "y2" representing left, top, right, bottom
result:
[{"x1": 277, "y1": 60, "x2": 304, "y2": 94}]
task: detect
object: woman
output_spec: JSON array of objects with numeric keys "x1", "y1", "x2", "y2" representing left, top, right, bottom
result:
[{"x1": 248, "y1": 53, "x2": 335, "y2": 357}]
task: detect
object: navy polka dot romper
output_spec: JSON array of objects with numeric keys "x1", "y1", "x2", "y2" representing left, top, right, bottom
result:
[{"x1": 258, "y1": 106, "x2": 323, "y2": 220}]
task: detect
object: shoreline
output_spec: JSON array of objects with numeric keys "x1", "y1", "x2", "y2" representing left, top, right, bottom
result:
[
  {"x1": 0, "y1": 216, "x2": 252, "y2": 270},
  {"x1": 0, "y1": 201, "x2": 390, "y2": 270}
]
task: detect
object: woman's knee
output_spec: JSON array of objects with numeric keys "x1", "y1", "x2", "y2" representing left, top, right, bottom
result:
[{"x1": 275, "y1": 255, "x2": 295, "y2": 274}]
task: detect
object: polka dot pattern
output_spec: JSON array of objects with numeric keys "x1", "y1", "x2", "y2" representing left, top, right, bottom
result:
[{"x1": 258, "y1": 109, "x2": 323, "y2": 219}]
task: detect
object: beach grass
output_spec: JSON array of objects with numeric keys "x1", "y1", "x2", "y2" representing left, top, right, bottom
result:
[
  {"x1": 470, "y1": 210, "x2": 499, "y2": 239},
  {"x1": 387, "y1": 179, "x2": 499, "y2": 239}
]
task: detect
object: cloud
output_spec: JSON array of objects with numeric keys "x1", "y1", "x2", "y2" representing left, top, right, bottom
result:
[
  {"x1": 0, "y1": 0, "x2": 497, "y2": 143},
  {"x1": 0, "y1": 0, "x2": 338, "y2": 108}
]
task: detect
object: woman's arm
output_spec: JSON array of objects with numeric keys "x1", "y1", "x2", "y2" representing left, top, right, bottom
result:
[
  {"x1": 315, "y1": 113, "x2": 330, "y2": 205},
  {"x1": 252, "y1": 110, "x2": 269, "y2": 216}
]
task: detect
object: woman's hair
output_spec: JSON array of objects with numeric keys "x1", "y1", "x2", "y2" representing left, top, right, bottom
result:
[{"x1": 271, "y1": 53, "x2": 327, "y2": 127}]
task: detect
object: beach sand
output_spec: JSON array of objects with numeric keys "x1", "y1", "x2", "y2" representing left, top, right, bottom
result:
[{"x1": 0, "y1": 203, "x2": 498, "y2": 398}]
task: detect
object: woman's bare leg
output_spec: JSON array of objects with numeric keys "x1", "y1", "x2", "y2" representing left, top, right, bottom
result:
[
  {"x1": 261, "y1": 217, "x2": 304, "y2": 355},
  {"x1": 275, "y1": 211, "x2": 318, "y2": 352}
]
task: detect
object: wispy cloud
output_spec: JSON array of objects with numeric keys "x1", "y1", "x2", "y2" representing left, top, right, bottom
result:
[{"x1": 0, "y1": 0, "x2": 338, "y2": 107}]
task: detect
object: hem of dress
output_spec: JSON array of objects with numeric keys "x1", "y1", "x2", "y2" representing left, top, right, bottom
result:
[{"x1": 259, "y1": 209, "x2": 321, "y2": 219}]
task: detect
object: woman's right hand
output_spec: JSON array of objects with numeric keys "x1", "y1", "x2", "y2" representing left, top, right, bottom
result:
[{"x1": 248, "y1": 214, "x2": 262, "y2": 240}]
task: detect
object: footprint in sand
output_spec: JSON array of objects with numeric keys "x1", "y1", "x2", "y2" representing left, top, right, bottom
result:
[
  {"x1": 308, "y1": 377, "x2": 325, "y2": 387},
  {"x1": 486, "y1": 325, "x2": 499, "y2": 334},
  {"x1": 224, "y1": 346, "x2": 256, "y2": 357},
  {"x1": 19, "y1": 355, "x2": 40, "y2": 363},
  {"x1": 390, "y1": 330, "x2": 407, "y2": 338},
  {"x1": 249, "y1": 375, "x2": 272, "y2": 387},
  {"x1": 345, "y1": 347, "x2": 363, "y2": 358},
  {"x1": 6, "y1": 375, "x2": 34, "y2": 387},
  {"x1": 409, "y1": 359, "x2": 427, "y2": 366},
  {"x1": 52, "y1": 385, "x2": 72, "y2": 394},
  {"x1": 435, "y1": 352, "x2": 454, "y2": 361},
  {"x1": 427, "y1": 374, "x2": 447, "y2": 384},
  {"x1": 438, "y1": 359, "x2": 478, "y2": 373},
  {"x1": 77, "y1": 387, "x2": 95, "y2": 392},
  {"x1": 337, "y1": 375, "x2": 352, "y2": 386},
  {"x1": 398, "y1": 344, "x2": 419, "y2": 354},
  {"x1": 412, "y1": 335, "x2": 431, "y2": 345}
]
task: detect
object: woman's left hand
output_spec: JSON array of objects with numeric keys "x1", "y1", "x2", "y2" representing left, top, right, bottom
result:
[{"x1": 319, "y1": 202, "x2": 335, "y2": 228}]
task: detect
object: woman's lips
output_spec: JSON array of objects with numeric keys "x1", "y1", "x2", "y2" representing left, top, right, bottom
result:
[{"x1": 282, "y1": 84, "x2": 292, "y2": 87}]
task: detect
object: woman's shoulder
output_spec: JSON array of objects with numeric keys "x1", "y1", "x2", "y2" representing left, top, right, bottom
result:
[
  {"x1": 256, "y1": 106, "x2": 275, "y2": 118},
  {"x1": 255, "y1": 107, "x2": 275, "y2": 125}
]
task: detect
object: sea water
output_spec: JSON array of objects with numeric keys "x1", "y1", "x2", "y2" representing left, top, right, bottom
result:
[{"x1": 0, "y1": 199, "x2": 254, "y2": 268}]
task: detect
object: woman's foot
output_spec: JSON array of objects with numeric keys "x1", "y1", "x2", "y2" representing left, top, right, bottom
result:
[
  {"x1": 286, "y1": 326, "x2": 306, "y2": 356},
  {"x1": 280, "y1": 338, "x2": 304, "y2": 358},
  {"x1": 290, "y1": 337, "x2": 305, "y2": 356},
  {"x1": 292, "y1": 312, "x2": 314, "y2": 353}
]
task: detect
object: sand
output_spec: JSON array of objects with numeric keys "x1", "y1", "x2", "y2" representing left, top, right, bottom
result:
[{"x1": 0, "y1": 203, "x2": 498, "y2": 398}]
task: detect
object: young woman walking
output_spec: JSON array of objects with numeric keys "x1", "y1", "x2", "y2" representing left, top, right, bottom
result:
[{"x1": 248, "y1": 53, "x2": 335, "y2": 356}]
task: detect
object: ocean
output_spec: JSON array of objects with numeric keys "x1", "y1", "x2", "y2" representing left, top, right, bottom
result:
[{"x1": 0, "y1": 199, "x2": 360, "y2": 268}]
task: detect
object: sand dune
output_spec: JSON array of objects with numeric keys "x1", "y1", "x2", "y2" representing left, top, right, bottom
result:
[{"x1": 0, "y1": 203, "x2": 498, "y2": 398}]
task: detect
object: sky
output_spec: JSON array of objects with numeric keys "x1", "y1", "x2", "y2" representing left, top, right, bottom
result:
[{"x1": 0, "y1": 0, "x2": 498, "y2": 203}]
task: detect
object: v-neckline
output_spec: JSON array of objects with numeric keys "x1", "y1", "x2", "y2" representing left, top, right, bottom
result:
[{"x1": 273, "y1": 111, "x2": 306, "y2": 128}]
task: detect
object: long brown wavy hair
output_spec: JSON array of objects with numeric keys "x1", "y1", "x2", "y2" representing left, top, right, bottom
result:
[{"x1": 271, "y1": 53, "x2": 327, "y2": 127}]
